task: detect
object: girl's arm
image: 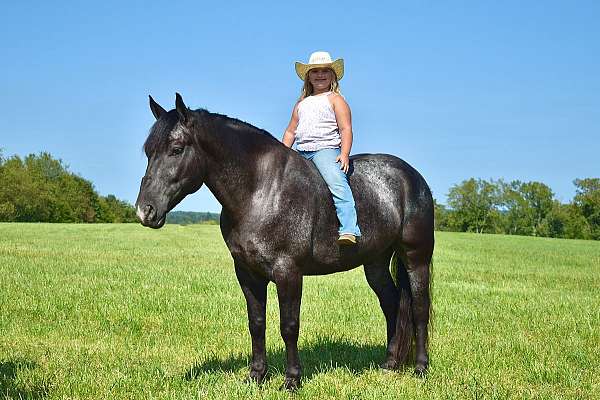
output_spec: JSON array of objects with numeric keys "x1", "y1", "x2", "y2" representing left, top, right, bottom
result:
[
  {"x1": 331, "y1": 94, "x2": 353, "y2": 173},
  {"x1": 282, "y1": 103, "x2": 300, "y2": 148}
]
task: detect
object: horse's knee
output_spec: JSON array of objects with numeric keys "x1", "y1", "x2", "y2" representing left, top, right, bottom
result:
[
  {"x1": 280, "y1": 320, "x2": 299, "y2": 341},
  {"x1": 249, "y1": 316, "x2": 266, "y2": 337}
]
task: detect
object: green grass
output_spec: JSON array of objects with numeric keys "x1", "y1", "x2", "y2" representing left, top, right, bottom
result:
[{"x1": 1, "y1": 223, "x2": 599, "y2": 399}]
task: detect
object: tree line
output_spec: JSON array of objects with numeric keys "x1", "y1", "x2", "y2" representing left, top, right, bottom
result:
[
  {"x1": 0, "y1": 151, "x2": 137, "y2": 223},
  {"x1": 435, "y1": 178, "x2": 600, "y2": 240},
  {"x1": 1, "y1": 151, "x2": 598, "y2": 240},
  {"x1": 166, "y1": 211, "x2": 220, "y2": 225}
]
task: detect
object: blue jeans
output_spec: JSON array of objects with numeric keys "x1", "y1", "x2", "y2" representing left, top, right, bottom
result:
[{"x1": 299, "y1": 148, "x2": 362, "y2": 236}]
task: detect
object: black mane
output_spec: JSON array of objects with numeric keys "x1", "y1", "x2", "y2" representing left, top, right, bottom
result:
[
  {"x1": 209, "y1": 111, "x2": 276, "y2": 140},
  {"x1": 143, "y1": 108, "x2": 278, "y2": 155}
]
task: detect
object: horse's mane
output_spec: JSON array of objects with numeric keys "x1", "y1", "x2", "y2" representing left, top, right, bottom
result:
[
  {"x1": 209, "y1": 111, "x2": 277, "y2": 140},
  {"x1": 143, "y1": 108, "x2": 280, "y2": 155}
]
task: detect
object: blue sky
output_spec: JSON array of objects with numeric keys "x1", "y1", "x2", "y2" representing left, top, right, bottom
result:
[{"x1": 1, "y1": 1, "x2": 598, "y2": 212}]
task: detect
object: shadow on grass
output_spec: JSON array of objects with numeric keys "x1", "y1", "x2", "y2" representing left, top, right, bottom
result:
[
  {"x1": 0, "y1": 359, "x2": 49, "y2": 399},
  {"x1": 185, "y1": 336, "x2": 385, "y2": 382}
]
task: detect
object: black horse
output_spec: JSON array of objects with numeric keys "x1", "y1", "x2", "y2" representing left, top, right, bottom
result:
[{"x1": 136, "y1": 94, "x2": 433, "y2": 390}]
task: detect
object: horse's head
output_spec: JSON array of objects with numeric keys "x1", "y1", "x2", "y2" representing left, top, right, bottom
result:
[{"x1": 135, "y1": 93, "x2": 205, "y2": 228}]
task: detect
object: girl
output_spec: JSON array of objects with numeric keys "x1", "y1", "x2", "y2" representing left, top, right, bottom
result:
[{"x1": 282, "y1": 51, "x2": 361, "y2": 245}]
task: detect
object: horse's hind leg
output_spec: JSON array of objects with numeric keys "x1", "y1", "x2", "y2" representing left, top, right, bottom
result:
[
  {"x1": 363, "y1": 252, "x2": 401, "y2": 369},
  {"x1": 403, "y1": 245, "x2": 432, "y2": 375},
  {"x1": 273, "y1": 259, "x2": 303, "y2": 391}
]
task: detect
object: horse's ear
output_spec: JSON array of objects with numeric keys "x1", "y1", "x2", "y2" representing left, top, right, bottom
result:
[
  {"x1": 175, "y1": 92, "x2": 189, "y2": 124},
  {"x1": 149, "y1": 95, "x2": 167, "y2": 120}
]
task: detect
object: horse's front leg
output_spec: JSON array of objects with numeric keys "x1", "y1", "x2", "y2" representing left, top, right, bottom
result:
[
  {"x1": 273, "y1": 261, "x2": 303, "y2": 390},
  {"x1": 234, "y1": 260, "x2": 269, "y2": 384}
]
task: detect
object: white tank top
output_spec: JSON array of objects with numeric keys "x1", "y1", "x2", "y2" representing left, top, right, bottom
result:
[{"x1": 295, "y1": 92, "x2": 341, "y2": 151}]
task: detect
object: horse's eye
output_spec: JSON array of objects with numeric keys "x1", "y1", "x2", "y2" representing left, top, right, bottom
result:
[{"x1": 170, "y1": 146, "x2": 184, "y2": 156}]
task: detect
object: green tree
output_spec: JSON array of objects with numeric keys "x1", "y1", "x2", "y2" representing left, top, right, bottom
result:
[
  {"x1": 500, "y1": 180, "x2": 554, "y2": 236},
  {"x1": 0, "y1": 155, "x2": 43, "y2": 221},
  {"x1": 97, "y1": 195, "x2": 137, "y2": 222},
  {"x1": 433, "y1": 199, "x2": 450, "y2": 231},
  {"x1": 572, "y1": 178, "x2": 600, "y2": 239},
  {"x1": 447, "y1": 178, "x2": 502, "y2": 233},
  {"x1": 0, "y1": 150, "x2": 18, "y2": 220},
  {"x1": 0, "y1": 151, "x2": 137, "y2": 223},
  {"x1": 545, "y1": 203, "x2": 592, "y2": 240}
]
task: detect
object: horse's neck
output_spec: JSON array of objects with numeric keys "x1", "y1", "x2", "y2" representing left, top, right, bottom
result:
[{"x1": 196, "y1": 115, "x2": 285, "y2": 218}]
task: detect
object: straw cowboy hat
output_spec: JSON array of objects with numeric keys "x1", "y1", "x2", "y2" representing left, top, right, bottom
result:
[{"x1": 295, "y1": 51, "x2": 344, "y2": 81}]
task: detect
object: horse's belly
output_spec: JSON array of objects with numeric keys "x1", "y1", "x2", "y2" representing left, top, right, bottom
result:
[{"x1": 301, "y1": 256, "x2": 370, "y2": 275}]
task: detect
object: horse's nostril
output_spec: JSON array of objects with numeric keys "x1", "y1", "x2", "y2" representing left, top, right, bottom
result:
[{"x1": 143, "y1": 204, "x2": 155, "y2": 220}]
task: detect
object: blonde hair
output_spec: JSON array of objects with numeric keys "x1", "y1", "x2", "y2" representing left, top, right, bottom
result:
[{"x1": 299, "y1": 68, "x2": 342, "y2": 101}]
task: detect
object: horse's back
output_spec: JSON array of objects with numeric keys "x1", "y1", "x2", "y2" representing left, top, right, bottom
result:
[{"x1": 351, "y1": 153, "x2": 433, "y2": 215}]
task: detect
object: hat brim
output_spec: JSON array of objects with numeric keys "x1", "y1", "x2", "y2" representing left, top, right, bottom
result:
[{"x1": 295, "y1": 58, "x2": 344, "y2": 81}]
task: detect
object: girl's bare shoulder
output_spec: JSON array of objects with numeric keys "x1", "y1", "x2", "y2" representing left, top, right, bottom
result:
[{"x1": 328, "y1": 92, "x2": 349, "y2": 109}]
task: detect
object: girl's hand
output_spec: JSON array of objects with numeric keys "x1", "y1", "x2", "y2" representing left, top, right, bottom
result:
[{"x1": 336, "y1": 153, "x2": 350, "y2": 173}]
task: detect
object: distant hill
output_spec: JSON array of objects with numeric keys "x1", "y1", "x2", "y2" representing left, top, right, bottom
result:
[{"x1": 166, "y1": 211, "x2": 220, "y2": 225}]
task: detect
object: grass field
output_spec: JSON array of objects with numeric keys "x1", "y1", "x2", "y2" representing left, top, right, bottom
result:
[{"x1": 1, "y1": 223, "x2": 599, "y2": 399}]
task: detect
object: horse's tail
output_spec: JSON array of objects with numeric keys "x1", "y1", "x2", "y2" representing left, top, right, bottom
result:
[{"x1": 390, "y1": 251, "x2": 414, "y2": 364}]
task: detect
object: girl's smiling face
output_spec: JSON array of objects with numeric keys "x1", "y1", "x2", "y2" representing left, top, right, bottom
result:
[{"x1": 308, "y1": 67, "x2": 334, "y2": 93}]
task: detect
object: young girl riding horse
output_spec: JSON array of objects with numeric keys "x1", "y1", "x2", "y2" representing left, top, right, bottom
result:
[{"x1": 282, "y1": 51, "x2": 361, "y2": 245}]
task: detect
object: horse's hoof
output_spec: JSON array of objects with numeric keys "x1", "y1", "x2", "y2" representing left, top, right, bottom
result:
[
  {"x1": 414, "y1": 364, "x2": 428, "y2": 378},
  {"x1": 380, "y1": 359, "x2": 399, "y2": 371},
  {"x1": 280, "y1": 376, "x2": 301, "y2": 391},
  {"x1": 247, "y1": 367, "x2": 267, "y2": 385}
]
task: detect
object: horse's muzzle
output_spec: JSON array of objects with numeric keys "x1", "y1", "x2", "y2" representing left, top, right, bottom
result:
[{"x1": 136, "y1": 203, "x2": 166, "y2": 229}]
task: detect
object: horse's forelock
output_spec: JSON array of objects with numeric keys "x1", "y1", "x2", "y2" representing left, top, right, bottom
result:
[{"x1": 143, "y1": 111, "x2": 180, "y2": 155}]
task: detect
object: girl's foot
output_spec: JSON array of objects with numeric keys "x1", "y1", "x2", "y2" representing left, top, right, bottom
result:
[{"x1": 338, "y1": 234, "x2": 356, "y2": 245}]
